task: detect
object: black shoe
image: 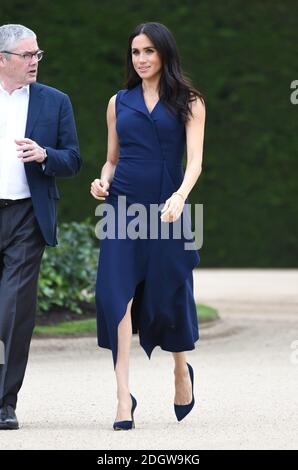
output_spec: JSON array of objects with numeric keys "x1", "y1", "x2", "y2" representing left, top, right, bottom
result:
[
  {"x1": 0, "y1": 405, "x2": 19, "y2": 430},
  {"x1": 113, "y1": 394, "x2": 137, "y2": 431},
  {"x1": 174, "y1": 363, "x2": 195, "y2": 422}
]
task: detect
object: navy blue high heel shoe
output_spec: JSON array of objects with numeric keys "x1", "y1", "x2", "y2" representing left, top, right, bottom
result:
[
  {"x1": 174, "y1": 363, "x2": 195, "y2": 422},
  {"x1": 113, "y1": 394, "x2": 137, "y2": 431}
]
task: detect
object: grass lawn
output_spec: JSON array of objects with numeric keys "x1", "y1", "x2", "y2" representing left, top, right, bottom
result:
[{"x1": 34, "y1": 303, "x2": 219, "y2": 337}]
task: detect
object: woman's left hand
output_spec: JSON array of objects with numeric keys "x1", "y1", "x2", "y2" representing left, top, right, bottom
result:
[{"x1": 161, "y1": 192, "x2": 185, "y2": 223}]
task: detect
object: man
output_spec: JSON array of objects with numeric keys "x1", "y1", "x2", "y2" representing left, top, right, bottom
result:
[{"x1": 0, "y1": 24, "x2": 81, "y2": 429}]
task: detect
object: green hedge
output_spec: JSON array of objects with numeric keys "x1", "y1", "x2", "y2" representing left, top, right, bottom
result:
[
  {"x1": 38, "y1": 221, "x2": 98, "y2": 314},
  {"x1": 2, "y1": 0, "x2": 298, "y2": 266}
]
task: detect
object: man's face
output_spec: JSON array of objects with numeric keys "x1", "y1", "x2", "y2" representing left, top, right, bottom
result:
[{"x1": 1, "y1": 36, "x2": 40, "y2": 88}]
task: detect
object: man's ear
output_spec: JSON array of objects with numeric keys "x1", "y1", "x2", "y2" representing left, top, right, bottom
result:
[{"x1": 0, "y1": 53, "x2": 6, "y2": 67}]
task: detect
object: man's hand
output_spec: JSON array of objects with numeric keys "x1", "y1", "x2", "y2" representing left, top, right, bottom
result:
[{"x1": 15, "y1": 138, "x2": 46, "y2": 163}]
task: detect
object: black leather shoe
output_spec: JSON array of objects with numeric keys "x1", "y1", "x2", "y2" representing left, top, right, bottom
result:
[{"x1": 0, "y1": 405, "x2": 19, "y2": 430}]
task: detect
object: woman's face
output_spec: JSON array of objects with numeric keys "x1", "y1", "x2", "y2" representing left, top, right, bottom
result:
[{"x1": 131, "y1": 34, "x2": 162, "y2": 81}]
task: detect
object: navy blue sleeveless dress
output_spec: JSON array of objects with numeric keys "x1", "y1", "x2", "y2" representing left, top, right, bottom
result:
[{"x1": 96, "y1": 84, "x2": 200, "y2": 366}]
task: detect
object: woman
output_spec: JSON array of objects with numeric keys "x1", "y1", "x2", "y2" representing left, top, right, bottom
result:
[{"x1": 91, "y1": 22, "x2": 205, "y2": 430}]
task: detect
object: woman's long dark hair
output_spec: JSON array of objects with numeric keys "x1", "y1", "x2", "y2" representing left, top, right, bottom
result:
[{"x1": 125, "y1": 22, "x2": 204, "y2": 123}]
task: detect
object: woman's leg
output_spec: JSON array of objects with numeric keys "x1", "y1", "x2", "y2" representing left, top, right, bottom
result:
[
  {"x1": 172, "y1": 352, "x2": 193, "y2": 405},
  {"x1": 114, "y1": 299, "x2": 133, "y2": 421}
]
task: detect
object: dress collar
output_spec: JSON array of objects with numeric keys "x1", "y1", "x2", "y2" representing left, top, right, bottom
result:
[{"x1": 119, "y1": 83, "x2": 160, "y2": 119}]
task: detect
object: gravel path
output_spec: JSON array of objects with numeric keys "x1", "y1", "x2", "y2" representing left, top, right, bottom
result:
[{"x1": 1, "y1": 269, "x2": 297, "y2": 450}]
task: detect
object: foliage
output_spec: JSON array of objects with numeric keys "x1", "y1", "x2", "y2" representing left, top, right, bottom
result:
[
  {"x1": 38, "y1": 221, "x2": 99, "y2": 314},
  {"x1": 2, "y1": 0, "x2": 298, "y2": 266}
]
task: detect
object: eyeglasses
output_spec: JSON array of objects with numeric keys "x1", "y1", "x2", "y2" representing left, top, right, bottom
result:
[{"x1": 0, "y1": 50, "x2": 44, "y2": 61}]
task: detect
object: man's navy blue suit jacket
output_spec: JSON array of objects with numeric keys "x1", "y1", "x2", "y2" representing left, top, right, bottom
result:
[{"x1": 24, "y1": 82, "x2": 81, "y2": 246}]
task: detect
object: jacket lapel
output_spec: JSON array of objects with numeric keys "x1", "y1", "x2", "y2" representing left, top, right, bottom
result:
[{"x1": 25, "y1": 82, "x2": 44, "y2": 138}]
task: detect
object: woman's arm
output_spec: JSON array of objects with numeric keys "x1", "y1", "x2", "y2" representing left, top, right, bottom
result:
[
  {"x1": 178, "y1": 97, "x2": 206, "y2": 199},
  {"x1": 90, "y1": 95, "x2": 120, "y2": 200},
  {"x1": 161, "y1": 97, "x2": 206, "y2": 222}
]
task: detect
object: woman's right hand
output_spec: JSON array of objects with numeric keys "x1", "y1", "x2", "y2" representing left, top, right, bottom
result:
[{"x1": 90, "y1": 178, "x2": 110, "y2": 200}]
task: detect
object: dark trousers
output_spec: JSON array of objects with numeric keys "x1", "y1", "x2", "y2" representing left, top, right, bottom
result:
[{"x1": 0, "y1": 200, "x2": 46, "y2": 409}]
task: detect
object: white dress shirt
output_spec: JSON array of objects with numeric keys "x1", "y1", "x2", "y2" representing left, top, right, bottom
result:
[{"x1": 0, "y1": 83, "x2": 31, "y2": 199}]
